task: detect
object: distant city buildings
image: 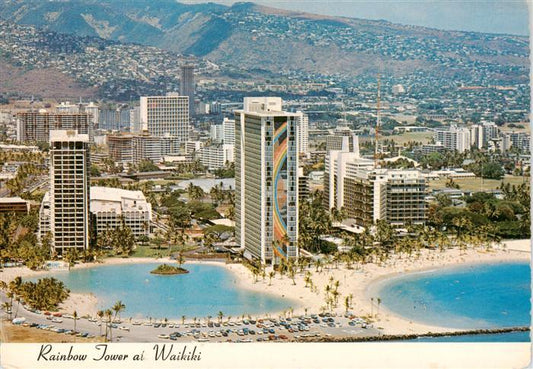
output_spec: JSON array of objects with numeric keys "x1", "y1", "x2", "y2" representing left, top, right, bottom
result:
[
  {"x1": 392, "y1": 84, "x2": 406, "y2": 95},
  {"x1": 470, "y1": 122, "x2": 499, "y2": 149},
  {"x1": 98, "y1": 105, "x2": 130, "y2": 131},
  {"x1": 235, "y1": 97, "x2": 299, "y2": 264},
  {"x1": 45, "y1": 130, "x2": 90, "y2": 254}
]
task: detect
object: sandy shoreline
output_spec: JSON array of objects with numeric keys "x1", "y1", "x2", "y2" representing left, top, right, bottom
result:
[{"x1": 0, "y1": 239, "x2": 529, "y2": 336}]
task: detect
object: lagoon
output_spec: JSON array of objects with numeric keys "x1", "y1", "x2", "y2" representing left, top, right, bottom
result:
[
  {"x1": 40, "y1": 262, "x2": 296, "y2": 319},
  {"x1": 377, "y1": 262, "x2": 530, "y2": 336}
]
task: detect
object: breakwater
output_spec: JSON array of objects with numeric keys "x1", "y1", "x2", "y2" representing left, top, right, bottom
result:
[{"x1": 297, "y1": 326, "x2": 530, "y2": 342}]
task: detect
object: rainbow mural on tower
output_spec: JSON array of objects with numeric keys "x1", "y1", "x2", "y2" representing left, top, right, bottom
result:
[{"x1": 273, "y1": 119, "x2": 288, "y2": 260}]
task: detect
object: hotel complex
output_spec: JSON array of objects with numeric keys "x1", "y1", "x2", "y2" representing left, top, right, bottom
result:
[
  {"x1": 324, "y1": 145, "x2": 427, "y2": 227},
  {"x1": 235, "y1": 97, "x2": 299, "y2": 265},
  {"x1": 90, "y1": 186, "x2": 152, "y2": 239}
]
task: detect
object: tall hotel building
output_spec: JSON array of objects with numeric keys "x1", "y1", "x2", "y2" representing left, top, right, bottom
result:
[
  {"x1": 49, "y1": 130, "x2": 90, "y2": 254},
  {"x1": 140, "y1": 94, "x2": 189, "y2": 147},
  {"x1": 296, "y1": 111, "x2": 309, "y2": 154},
  {"x1": 17, "y1": 111, "x2": 93, "y2": 143},
  {"x1": 235, "y1": 97, "x2": 299, "y2": 265},
  {"x1": 179, "y1": 65, "x2": 195, "y2": 118}
]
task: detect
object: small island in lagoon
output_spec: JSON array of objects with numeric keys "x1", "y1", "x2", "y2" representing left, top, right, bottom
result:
[{"x1": 150, "y1": 264, "x2": 189, "y2": 275}]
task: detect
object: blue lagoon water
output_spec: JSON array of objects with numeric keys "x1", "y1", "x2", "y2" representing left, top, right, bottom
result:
[
  {"x1": 37, "y1": 263, "x2": 296, "y2": 319},
  {"x1": 376, "y1": 262, "x2": 531, "y2": 341}
]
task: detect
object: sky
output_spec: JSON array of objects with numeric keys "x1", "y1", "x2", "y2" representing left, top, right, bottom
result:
[{"x1": 181, "y1": 0, "x2": 530, "y2": 35}]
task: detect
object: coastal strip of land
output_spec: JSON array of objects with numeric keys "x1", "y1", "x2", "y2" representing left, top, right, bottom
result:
[{"x1": 0, "y1": 239, "x2": 529, "y2": 338}]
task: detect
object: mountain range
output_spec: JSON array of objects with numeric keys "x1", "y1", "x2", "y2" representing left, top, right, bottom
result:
[{"x1": 0, "y1": 0, "x2": 529, "y2": 85}]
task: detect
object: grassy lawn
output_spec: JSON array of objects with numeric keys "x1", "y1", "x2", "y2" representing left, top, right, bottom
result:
[
  {"x1": 131, "y1": 244, "x2": 197, "y2": 258},
  {"x1": 1, "y1": 323, "x2": 103, "y2": 343},
  {"x1": 390, "y1": 132, "x2": 434, "y2": 145},
  {"x1": 131, "y1": 246, "x2": 170, "y2": 258},
  {"x1": 359, "y1": 132, "x2": 433, "y2": 145},
  {"x1": 428, "y1": 175, "x2": 528, "y2": 191}
]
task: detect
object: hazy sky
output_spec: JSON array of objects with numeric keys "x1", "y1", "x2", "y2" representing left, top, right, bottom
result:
[{"x1": 181, "y1": 0, "x2": 530, "y2": 35}]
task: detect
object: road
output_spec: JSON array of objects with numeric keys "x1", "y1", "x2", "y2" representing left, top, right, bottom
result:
[{"x1": 0, "y1": 293, "x2": 381, "y2": 343}]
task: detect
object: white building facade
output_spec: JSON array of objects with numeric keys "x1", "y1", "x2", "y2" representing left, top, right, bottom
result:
[{"x1": 140, "y1": 94, "x2": 189, "y2": 147}]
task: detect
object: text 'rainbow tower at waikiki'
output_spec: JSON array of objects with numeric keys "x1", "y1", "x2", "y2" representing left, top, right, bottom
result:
[{"x1": 235, "y1": 97, "x2": 299, "y2": 265}]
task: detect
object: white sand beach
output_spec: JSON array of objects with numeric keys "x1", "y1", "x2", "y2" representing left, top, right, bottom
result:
[
  {"x1": 0, "y1": 240, "x2": 529, "y2": 335},
  {"x1": 225, "y1": 239, "x2": 530, "y2": 335}
]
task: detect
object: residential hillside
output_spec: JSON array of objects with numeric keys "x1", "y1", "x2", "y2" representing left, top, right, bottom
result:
[{"x1": 0, "y1": 0, "x2": 528, "y2": 83}]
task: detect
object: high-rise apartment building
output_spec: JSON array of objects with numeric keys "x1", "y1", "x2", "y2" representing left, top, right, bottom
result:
[
  {"x1": 470, "y1": 122, "x2": 500, "y2": 149},
  {"x1": 199, "y1": 144, "x2": 234, "y2": 170},
  {"x1": 326, "y1": 125, "x2": 359, "y2": 153},
  {"x1": 48, "y1": 130, "x2": 90, "y2": 254},
  {"x1": 132, "y1": 135, "x2": 163, "y2": 164},
  {"x1": 434, "y1": 126, "x2": 471, "y2": 153},
  {"x1": 17, "y1": 112, "x2": 93, "y2": 143},
  {"x1": 140, "y1": 94, "x2": 189, "y2": 147},
  {"x1": 129, "y1": 106, "x2": 141, "y2": 133},
  {"x1": 180, "y1": 65, "x2": 195, "y2": 118},
  {"x1": 222, "y1": 117, "x2": 235, "y2": 145},
  {"x1": 107, "y1": 134, "x2": 134, "y2": 164},
  {"x1": 210, "y1": 117, "x2": 235, "y2": 145},
  {"x1": 296, "y1": 111, "x2": 309, "y2": 154},
  {"x1": 235, "y1": 97, "x2": 299, "y2": 265}
]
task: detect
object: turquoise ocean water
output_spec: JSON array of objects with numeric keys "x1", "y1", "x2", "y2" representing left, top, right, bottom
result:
[
  {"x1": 39, "y1": 262, "x2": 296, "y2": 319},
  {"x1": 376, "y1": 262, "x2": 531, "y2": 342}
]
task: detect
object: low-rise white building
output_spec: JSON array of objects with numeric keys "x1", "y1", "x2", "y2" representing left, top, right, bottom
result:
[
  {"x1": 198, "y1": 144, "x2": 234, "y2": 170},
  {"x1": 90, "y1": 186, "x2": 152, "y2": 239}
]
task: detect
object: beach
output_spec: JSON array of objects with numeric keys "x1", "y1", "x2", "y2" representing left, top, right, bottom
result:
[{"x1": 0, "y1": 240, "x2": 529, "y2": 336}]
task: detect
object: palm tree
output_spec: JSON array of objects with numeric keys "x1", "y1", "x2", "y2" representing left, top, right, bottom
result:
[
  {"x1": 268, "y1": 271, "x2": 275, "y2": 286},
  {"x1": 218, "y1": 311, "x2": 223, "y2": 323},
  {"x1": 112, "y1": 300, "x2": 126, "y2": 322},
  {"x1": 105, "y1": 309, "x2": 113, "y2": 342},
  {"x1": 181, "y1": 315, "x2": 186, "y2": 325},
  {"x1": 377, "y1": 297, "x2": 382, "y2": 316},
  {"x1": 73, "y1": 310, "x2": 78, "y2": 333},
  {"x1": 97, "y1": 310, "x2": 104, "y2": 336},
  {"x1": 370, "y1": 297, "x2": 374, "y2": 317}
]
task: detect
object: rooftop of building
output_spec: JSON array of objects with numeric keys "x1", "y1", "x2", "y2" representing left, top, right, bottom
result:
[
  {"x1": 90, "y1": 186, "x2": 151, "y2": 214},
  {"x1": 50, "y1": 130, "x2": 89, "y2": 143},
  {"x1": 0, "y1": 197, "x2": 28, "y2": 203}
]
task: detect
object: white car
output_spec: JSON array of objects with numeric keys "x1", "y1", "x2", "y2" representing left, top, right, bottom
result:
[
  {"x1": 51, "y1": 318, "x2": 63, "y2": 323},
  {"x1": 119, "y1": 326, "x2": 130, "y2": 331}
]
